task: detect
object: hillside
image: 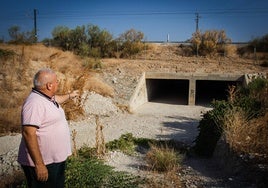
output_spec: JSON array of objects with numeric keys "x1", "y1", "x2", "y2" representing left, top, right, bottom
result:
[
  {"x1": 0, "y1": 43, "x2": 267, "y2": 135},
  {"x1": 0, "y1": 43, "x2": 268, "y2": 187}
]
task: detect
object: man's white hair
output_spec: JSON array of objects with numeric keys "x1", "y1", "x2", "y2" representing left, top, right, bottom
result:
[{"x1": 33, "y1": 68, "x2": 55, "y2": 89}]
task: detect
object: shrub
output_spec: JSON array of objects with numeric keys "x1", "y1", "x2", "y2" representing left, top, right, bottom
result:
[
  {"x1": 237, "y1": 77, "x2": 267, "y2": 116},
  {"x1": 193, "y1": 100, "x2": 230, "y2": 157},
  {"x1": 77, "y1": 42, "x2": 90, "y2": 57},
  {"x1": 120, "y1": 41, "x2": 144, "y2": 58},
  {"x1": 105, "y1": 133, "x2": 136, "y2": 155},
  {"x1": 82, "y1": 58, "x2": 102, "y2": 70},
  {"x1": 191, "y1": 30, "x2": 231, "y2": 56},
  {"x1": 193, "y1": 78, "x2": 268, "y2": 157},
  {"x1": 224, "y1": 44, "x2": 237, "y2": 57},
  {"x1": 222, "y1": 109, "x2": 268, "y2": 156}
]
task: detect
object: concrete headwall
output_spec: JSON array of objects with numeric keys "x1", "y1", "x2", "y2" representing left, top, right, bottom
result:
[
  {"x1": 129, "y1": 72, "x2": 148, "y2": 112},
  {"x1": 128, "y1": 72, "x2": 248, "y2": 112}
]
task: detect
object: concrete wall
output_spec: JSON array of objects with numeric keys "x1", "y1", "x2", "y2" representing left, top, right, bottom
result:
[{"x1": 129, "y1": 73, "x2": 148, "y2": 112}]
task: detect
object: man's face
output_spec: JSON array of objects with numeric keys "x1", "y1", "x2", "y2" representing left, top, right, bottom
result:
[{"x1": 50, "y1": 74, "x2": 59, "y2": 94}]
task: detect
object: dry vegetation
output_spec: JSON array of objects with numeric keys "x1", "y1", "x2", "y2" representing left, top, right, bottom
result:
[
  {"x1": 0, "y1": 44, "x2": 114, "y2": 135},
  {"x1": 222, "y1": 83, "x2": 268, "y2": 158},
  {"x1": 223, "y1": 109, "x2": 268, "y2": 157}
]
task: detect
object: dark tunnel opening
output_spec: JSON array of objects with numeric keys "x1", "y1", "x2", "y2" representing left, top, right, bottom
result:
[
  {"x1": 146, "y1": 79, "x2": 189, "y2": 105},
  {"x1": 195, "y1": 80, "x2": 240, "y2": 106},
  {"x1": 145, "y1": 78, "x2": 241, "y2": 106}
]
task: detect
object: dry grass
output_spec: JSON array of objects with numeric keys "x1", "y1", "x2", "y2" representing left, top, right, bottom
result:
[
  {"x1": 145, "y1": 143, "x2": 184, "y2": 187},
  {"x1": 146, "y1": 143, "x2": 181, "y2": 172},
  {"x1": 221, "y1": 82, "x2": 268, "y2": 161},
  {"x1": 223, "y1": 109, "x2": 268, "y2": 157},
  {"x1": 0, "y1": 44, "x2": 114, "y2": 134}
]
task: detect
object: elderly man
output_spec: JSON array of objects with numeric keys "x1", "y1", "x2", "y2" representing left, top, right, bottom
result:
[{"x1": 18, "y1": 68, "x2": 79, "y2": 188}]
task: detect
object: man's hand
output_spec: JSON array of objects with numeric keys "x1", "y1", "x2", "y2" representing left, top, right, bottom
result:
[{"x1": 35, "y1": 163, "x2": 48, "y2": 182}]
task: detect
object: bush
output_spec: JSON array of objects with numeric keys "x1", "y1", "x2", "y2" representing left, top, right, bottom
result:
[
  {"x1": 193, "y1": 78, "x2": 268, "y2": 157},
  {"x1": 224, "y1": 44, "x2": 237, "y2": 57},
  {"x1": 120, "y1": 41, "x2": 144, "y2": 58},
  {"x1": 193, "y1": 100, "x2": 230, "y2": 157},
  {"x1": 191, "y1": 30, "x2": 231, "y2": 56},
  {"x1": 237, "y1": 77, "x2": 267, "y2": 116},
  {"x1": 222, "y1": 109, "x2": 268, "y2": 156},
  {"x1": 105, "y1": 133, "x2": 136, "y2": 155},
  {"x1": 82, "y1": 58, "x2": 102, "y2": 70}
]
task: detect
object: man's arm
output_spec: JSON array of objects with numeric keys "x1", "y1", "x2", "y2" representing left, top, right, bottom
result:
[
  {"x1": 55, "y1": 90, "x2": 79, "y2": 104},
  {"x1": 22, "y1": 126, "x2": 48, "y2": 181}
]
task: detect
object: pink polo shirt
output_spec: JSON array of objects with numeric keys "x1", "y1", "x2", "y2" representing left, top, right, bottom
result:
[{"x1": 18, "y1": 89, "x2": 72, "y2": 166}]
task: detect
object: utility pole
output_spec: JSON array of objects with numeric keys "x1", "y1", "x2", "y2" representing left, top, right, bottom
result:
[
  {"x1": 34, "y1": 9, "x2": 37, "y2": 42},
  {"x1": 195, "y1": 13, "x2": 201, "y2": 57},
  {"x1": 195, "y1": 13, "x2": 201, "y2": 32}
]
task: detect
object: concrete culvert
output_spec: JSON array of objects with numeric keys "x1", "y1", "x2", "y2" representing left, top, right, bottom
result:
[
  {"x1": 146, "y1": 79, "x2": 189, "y2": 105},
  {"x1": 195, "y1": 80, "x2": 240, "y2": 106},
  {"x1": 129, "y1": 72, "x2": 246, "y2": 112}
]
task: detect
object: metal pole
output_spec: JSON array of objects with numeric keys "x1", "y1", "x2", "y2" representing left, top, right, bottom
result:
[{"x1": 34, "y1": 9, "x2": 37, "y2": 42}]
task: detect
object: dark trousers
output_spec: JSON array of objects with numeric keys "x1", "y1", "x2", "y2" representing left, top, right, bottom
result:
[{"x1": 21, "y1": 161, "x2": 66, "y2": 188}]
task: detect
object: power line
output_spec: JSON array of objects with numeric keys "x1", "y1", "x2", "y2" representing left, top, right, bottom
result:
[{"x1": 1, "y1": 8, "x2": 268, "y2": 21}]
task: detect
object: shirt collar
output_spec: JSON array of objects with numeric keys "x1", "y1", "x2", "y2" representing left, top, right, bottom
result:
[
  {"x1": 32, "y1": 88, "x2": 53, "y2": 100},
  {"x1": 32, "y1": 88, "x2": 59, "y2": 108}
]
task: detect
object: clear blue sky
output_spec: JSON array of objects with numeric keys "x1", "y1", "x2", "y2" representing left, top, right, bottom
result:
[{"x1": 0, "y1": 0, "x2": 268, "y2": 42}]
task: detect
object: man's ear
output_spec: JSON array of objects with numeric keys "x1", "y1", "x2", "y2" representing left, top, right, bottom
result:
[{"x1": 46, "y1": 82, "x2": 52, "y2": 90}]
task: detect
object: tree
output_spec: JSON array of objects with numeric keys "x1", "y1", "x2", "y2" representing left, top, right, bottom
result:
[
  {"x1": 86, "y1": 24, "x2": 113, "y2": 57},
  {"x1": 87, "y1": 24, "x2": 101, "y2": 48},
  {"x1": 118, "y1": 29, "x2": 144, "y2": 58},
  {"x1": 118, "y1": 28, "x2": 144, "y2": 42},
  {"x1": 51, "y1": 26, "x2": 71, "y2": 50},
  {"x1": 250, "y1": 34, "x2": 268, "y2": 52},
  {"x1": 8, "y1": 26, "x2": 20, "y2": 41},
  {"x1": 69, "y1": 26, "x2": 87, "y2": 54},
  {"x1": 8, "y1": 25, "x2": 36, "y2": 44}
]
